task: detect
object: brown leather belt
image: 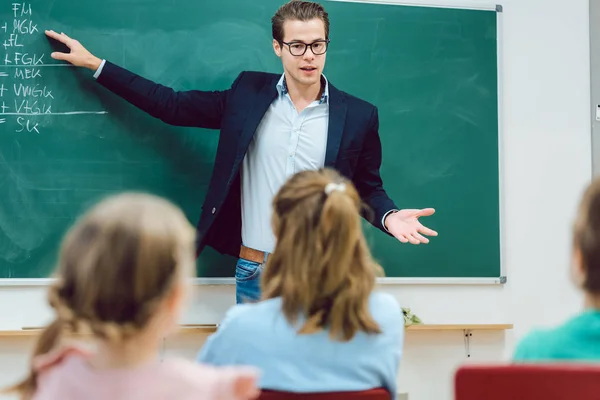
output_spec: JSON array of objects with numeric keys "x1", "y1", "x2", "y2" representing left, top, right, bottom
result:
[{"x1": 239, "y1": 245, "x2": 268, "y2": 264}]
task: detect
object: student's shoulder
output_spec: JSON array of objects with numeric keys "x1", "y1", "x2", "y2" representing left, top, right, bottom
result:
[
  {"x1": 513, "y1": 328, "x2": 557, "y2": 361},
  {"x1": 368, "y1": 291, "x2": 403, "y2": 327},
  {"x1": 513, "y1": 312, "x2": 598, "y2": 361},
  {"x1": 34, "y1": 352, "x2": 90, "y2": 397},
  {"x1": 512, "y1": 317, "x2": 582, "y2": 361},
  {"x1": 369, "y1": 291, "x2": 401, "y2": 310},
  {"x1": 219, "y1": 298, "x2": 283, "y2": 328}
]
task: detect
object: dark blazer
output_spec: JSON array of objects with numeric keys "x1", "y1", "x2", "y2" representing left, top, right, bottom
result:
[{"x1": 96, "y1": 61, "x2": 398, "y2": 257}]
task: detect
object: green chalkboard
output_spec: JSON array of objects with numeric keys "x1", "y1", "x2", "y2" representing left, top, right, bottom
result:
[{"x1": 0, "y1": 0, "x2": 501, "y2": 280}]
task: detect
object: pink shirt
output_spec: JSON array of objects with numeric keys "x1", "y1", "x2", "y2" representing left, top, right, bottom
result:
[{"x1": 33, "y1": 353, "x2": 258, "y2": 400}]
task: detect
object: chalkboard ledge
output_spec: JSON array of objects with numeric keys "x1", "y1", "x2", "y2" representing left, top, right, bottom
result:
[
  {"x1": 0, "y1": 323, "x2": 513, "y2": 337},
  {"x1": 0, "y1": 277, "x2": 508, "y2": 286}
]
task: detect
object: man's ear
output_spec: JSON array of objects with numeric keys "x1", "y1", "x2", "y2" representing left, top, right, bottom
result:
[{"x1": 273, "y1": 39, "x2": 282, "y2": 57}]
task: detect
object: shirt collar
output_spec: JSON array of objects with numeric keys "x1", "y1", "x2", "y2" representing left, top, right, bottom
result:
[{"x1": 276, "y1": 73, "x2": 329, "y2": 105}]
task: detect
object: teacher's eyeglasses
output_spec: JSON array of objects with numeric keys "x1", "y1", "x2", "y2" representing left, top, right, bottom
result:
[{"x1": 280, "y1": 39, "x2": 330, "y2": 56}]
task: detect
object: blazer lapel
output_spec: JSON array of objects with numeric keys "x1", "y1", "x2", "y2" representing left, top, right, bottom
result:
[
  {"x1": 236, "y1": 76, "x2": 279, "y2": 158},
  {"x1": 324, "y1": 83, "x2": 347, "y2": 167}
]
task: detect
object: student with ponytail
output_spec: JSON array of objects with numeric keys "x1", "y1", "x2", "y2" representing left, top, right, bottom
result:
[
  {"x1": 197, "y1": 168, "x2": 404, "y2": 396},
  {"x1": 3, "y1": 193, "x2": 259, "y2": 400}
]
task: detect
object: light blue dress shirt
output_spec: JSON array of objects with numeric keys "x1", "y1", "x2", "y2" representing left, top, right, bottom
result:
[
  {"x1": 241, "y1": 74, "x2": 329, "y2": 253},
  {"x1": 197, "y1": 292, "x2": 404, "y2": 395}
]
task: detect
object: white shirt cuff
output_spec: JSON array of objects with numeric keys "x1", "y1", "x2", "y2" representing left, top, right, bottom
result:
[
  {"x1": 382, "y1": 209, "x2": 398, "y2": 232},
  {"x1": 93, "y1": 59, "x2": 106, "y2": 79}
]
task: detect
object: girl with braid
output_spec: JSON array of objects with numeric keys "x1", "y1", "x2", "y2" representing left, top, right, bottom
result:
[{"x1": 3, "y1": 193, "x2": 260, "y2": 400}]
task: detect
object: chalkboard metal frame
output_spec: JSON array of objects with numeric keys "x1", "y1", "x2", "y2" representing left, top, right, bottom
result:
[
  {"x1": 0, "y1": 0, "x2": 506, "y2": 287},
  {"x1": 0, "y1": 275, "x2": 507, "y2": 286},
  {"x1": 327, "y1": 0, "x2": 500, "y2": 12},
  {"x1": 592, "y1": 0, "x2": 600, "y2": 176}
]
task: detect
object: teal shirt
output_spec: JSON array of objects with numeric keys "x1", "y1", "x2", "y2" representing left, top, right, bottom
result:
[{"x1": 513, "y1": 310, "x2": 600, "y2": 361}]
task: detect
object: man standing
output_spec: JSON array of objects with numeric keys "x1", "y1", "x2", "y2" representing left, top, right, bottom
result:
[{"x1": 45, "y1": 0, "x2": 437, "y2": 303}]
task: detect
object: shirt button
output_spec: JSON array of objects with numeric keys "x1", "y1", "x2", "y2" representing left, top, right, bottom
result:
[{"x1": 211, "y1": 207, "x2": 216, "y2": 214}]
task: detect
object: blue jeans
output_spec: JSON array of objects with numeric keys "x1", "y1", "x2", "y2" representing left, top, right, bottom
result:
[{"x1": 235, "y1": 257, "x2": 264, "y2": 304}]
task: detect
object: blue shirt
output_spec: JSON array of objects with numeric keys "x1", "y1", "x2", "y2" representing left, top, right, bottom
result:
[
  {"x1": 241, "y1": 75, "x2": 329, "y2": 253},
  {"x1": 196, "y1": 292, "x2": 404, "y2": 395},
  {"x1": 513, "y1": 309, "x2": 600, "y2": 361}
]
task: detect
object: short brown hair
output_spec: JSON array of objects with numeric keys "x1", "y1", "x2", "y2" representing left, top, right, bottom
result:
[
  {"x1": 261, "y1": 168, "x2": 383, "y2": 342},
  {"x1": 573, "y1": 178, "x2": 600, "y2": 293},
  {"x1": 3, "y1": 193, "x2": 195, "y2": 399},
  {"x1": 271, "y1": 0, "x2": 330, "y2": 43}
]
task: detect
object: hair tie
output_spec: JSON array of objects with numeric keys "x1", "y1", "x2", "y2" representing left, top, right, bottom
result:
[{"x1": 324, "y1": 182, "x2": 346, "y2": 195}]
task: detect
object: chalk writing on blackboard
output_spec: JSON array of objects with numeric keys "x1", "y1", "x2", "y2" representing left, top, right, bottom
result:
[{"x1": 0, "y1": 2, "x2": 107, "y2": 133}]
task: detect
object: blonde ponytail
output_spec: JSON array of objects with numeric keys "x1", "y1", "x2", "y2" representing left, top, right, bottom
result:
[{"x1": 263, "y1": 168, "x2": 383, "y2": 341}]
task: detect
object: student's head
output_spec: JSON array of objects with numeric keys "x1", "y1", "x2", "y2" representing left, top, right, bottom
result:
[
  {"x1": 271, "y1": 1, "x2": 330, "y2": 89},
  {"x1": 6, "y1": 192, "x2": 196, "y2": 398},
  {"x1": 572, "y1": 178, "x2": 600, "y2": 295},
  {"x1": 262, "y1": 168, "x2": 383, "y2": 341}
]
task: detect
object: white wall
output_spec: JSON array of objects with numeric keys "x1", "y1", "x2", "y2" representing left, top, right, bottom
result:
[{"x1": 0, "y1": 0, "x2": 591, "y2": 399}]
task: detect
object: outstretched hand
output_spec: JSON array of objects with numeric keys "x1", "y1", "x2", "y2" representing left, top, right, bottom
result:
[
  {"x1": 44, "y1": 30, "x2": 102, "y2": 71},
  {"x1": 384, "y1": 208, "x2": 437, "y2": 244}
]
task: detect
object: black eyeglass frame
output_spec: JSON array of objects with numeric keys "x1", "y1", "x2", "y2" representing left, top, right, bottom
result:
[{"x1": 278, "y1": 39, "x2": 331, "y2": 56}]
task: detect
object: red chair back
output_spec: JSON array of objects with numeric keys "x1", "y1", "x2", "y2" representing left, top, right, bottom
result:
[
  {"x1": 257, "y1": 388, "x2": 391, "y2": 400},
  {"x1": 455, "y1": 364, "x2": 600, "y2": 400}
]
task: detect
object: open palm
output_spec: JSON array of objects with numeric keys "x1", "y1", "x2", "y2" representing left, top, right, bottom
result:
[{"x1": 385, "y1": 208, "x2": 437, "y2": 244}]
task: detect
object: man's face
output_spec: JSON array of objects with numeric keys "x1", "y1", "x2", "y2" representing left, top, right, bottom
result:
[{"x1": 273, "y1": 18, "x2": 328, "y2": 89}]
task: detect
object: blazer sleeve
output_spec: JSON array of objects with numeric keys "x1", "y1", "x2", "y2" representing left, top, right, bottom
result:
[
  {"x1": 353, "y1": 106, "x2": 399, "y2": 234},
  {"x1": 96, "y1": 60, "x2": 243, "y2": 129}
]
